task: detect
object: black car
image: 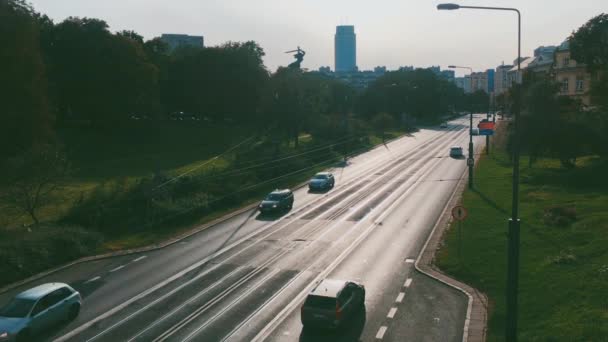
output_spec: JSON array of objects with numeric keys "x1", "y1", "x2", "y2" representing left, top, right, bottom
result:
[
  {"x1": 301, "y1": 279, "x2": 365, "y2": 329},
  {"x1": 258, "y1": 189, "x2": 294, "y2": 214}
]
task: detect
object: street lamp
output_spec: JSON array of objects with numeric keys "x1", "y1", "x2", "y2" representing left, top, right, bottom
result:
[
  {"x1": 448, "y1": 65, "x2": 474, "y2": 190},
  {"x1": 439, "y1": 4, "x2": 522, "y2": 342}
]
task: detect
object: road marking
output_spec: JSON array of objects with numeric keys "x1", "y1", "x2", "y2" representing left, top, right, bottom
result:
[
  {"x1": 84, "y1": 276, "x2": 100, "y2": 284},
  {"x1": 109, "y1": 265, "x2": 125, "y2": 273},
  {"x1": 396, "y1": 292, "x2": 405, "y2": 303},
  {"x1": 405, "y1": 258, "x2": 415, "y2": 263},
  {"x1": 376, "y1": 326, "x2": 388, "y2": 339},
  {"x1": 132, "y1": 255, "x2": 147, "y2": 262},
  {"x1": 404, "y1": 278, "x2": 413, "y2": 287},
  {"x1": 387, "y1": 307, "x2": 397, "y2": 319}
]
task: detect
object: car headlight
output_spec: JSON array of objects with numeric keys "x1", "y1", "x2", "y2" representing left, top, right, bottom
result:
[{"x1": 272, "y1": 204, "x2": 277, "y2": 208}]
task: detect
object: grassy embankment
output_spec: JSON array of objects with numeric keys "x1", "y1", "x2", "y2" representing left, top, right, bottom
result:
[
  {"x1": 436, "y1": 143, "x2": 608, "y2": 340},
  {"x1": 0, "y1": 119, "x2": 408, "y2": 288}
]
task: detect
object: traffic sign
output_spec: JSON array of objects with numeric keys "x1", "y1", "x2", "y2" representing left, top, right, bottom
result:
[
  {"x1": 452, "y1": 205, "x2": 468, "y2": 221},
  {"x1": 467, "y1": 158, "x2": 474, "y2": 166},
  {"x1": 479, "y1": 129, "x2": 494, "y2": 136}
]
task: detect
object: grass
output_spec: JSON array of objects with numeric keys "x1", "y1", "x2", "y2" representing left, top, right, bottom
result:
[{"x1": 435, "y1": 150, "x2": 608, "y2": 341}]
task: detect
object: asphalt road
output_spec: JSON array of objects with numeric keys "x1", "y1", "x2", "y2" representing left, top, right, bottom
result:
[{"x1": 0, "y1": 115, "x2": 485, "y2": 342}]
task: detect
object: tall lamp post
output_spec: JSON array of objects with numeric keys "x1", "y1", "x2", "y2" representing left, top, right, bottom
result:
[
  {"x1": 438, "y1": 3, "x2": 522, "y2": 341},
  {"x1": 448, "y1": 65, "x2": 474, "y2": 189}
]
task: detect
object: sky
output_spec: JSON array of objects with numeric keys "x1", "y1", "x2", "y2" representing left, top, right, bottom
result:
[{"x1": 28, "y1": 0, "x2": 606, "y2": 76}]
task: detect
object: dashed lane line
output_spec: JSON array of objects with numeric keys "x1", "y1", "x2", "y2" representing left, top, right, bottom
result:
[
  {"x1": 132, "y1": 255, "x2": 147, "y2": 262},
  {"x1": 376, "y1": 326, "x2": 388, "y2": 339},
  {"x1": 387, "y1": 307, "x2": 397, "y2": 319},
  {"x1": 109, "y1": 265, "x2": 125, "y2": 273},
  {"x1": 84, "y1": 276, "x2": 101, "y2": 284},
  {"x1": 404, "y1": 278, "x2": 412, "y2": 287},
  {"x1": 396, "y1": 292, "x2": 405, "y2": 303}
]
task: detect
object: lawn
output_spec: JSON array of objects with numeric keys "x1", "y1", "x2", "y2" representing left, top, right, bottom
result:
[{"x1": 436, "y1": 150, "x2": 608, "y2": 341}]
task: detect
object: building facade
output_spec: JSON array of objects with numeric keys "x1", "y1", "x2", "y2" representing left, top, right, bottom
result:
[
  {"x1": 160, "y1": 34, "x2": 204, "y2": 52},
  {"x1": 494, "y1": 64, "x2": 513, "y2": 96},
  {"x1": 335, "y1": 26, "x2": 357, "y2": 72},
  {"x1": 553, "y1": 40, "x2": 592, "y2": 106}
]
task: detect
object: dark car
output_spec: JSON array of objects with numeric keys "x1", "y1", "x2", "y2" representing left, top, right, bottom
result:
[
  {"x1": 258, "y1": 189, "x2": 294, "y2": 214},
  {"x1": 308, "y1": 172, "x2": 335, "y2": 191},
  {"x1": 301, "y1": 279, "x2": 365, "y2": 329}
]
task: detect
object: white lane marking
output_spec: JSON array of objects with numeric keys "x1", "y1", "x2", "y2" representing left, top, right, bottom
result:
[
  {"x1": 376, "y1": 326, "x2": 388, "y2": 339},
  {"x1": 132, "y1": 255, "x2": 147, "y2": 262},
  {"x1": 404, "y1": 278, "x2": 413, "y2": 287},
  {"x1": 84, "y1": 276, "x2": 100, "y2": 284},
  {"x1": 387, "y1": 307, "x2": 397, "y2": 319},
  {"x1": 109, "y1": 265, "x2": 125, "y2": 273},
  {"x1": 396, "y1": 292, "x2": 405, "y2": 303},
  {"x1": 405, "y1": 258, "x2": 415, "y2": 263}
]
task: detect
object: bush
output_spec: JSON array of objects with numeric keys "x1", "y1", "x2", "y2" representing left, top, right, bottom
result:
[
  {"x1": 0, "y1": 225, "x2": 104, "y2": 287},
  {"x1": 543, "y1": 205, "x2": 577, "y2": 227}
]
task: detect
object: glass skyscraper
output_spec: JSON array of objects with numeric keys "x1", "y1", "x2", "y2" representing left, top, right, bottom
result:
[{"x1": 335, "y1": 26, "x2": 357, "y2": 72}]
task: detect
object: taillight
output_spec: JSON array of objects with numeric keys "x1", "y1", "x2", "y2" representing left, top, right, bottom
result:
[{"x1": 335, "y1": 302, "x2": 342, "y2": 320}]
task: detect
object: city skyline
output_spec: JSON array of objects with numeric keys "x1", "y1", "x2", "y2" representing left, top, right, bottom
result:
[{"x1": 28, "y1": 0, "x2": 606, "y2": 76}]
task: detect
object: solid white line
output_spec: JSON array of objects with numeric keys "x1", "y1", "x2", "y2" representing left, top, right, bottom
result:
[
  {"x1": 376, "y1": 326, "x2": 388, "y2": 339},
  {"x1": 396, "y1": 292, "x2": 405, "y2": 303},
  {"x1": 84, "y1": 276, "x2": 100, "y2": 284},
  {"x1": 404, "y1": 278, "x2": 413, "y2": 288},
  {"x1": 132, "y1": 255, "x2": 147, "y2": 262},
  {"x1": 387, "y1": 307, "x2": 397, "y2": 319},
  {"x1": 109, "y1": 265, "x2": 125, "y2": 273}
]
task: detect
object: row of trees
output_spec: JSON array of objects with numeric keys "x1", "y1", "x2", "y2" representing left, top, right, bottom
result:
[{"x1": 512, "y1": 13, "x2": 608, "y2": 167}]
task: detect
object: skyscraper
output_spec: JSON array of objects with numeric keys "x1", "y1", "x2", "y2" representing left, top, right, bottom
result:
[{"x1": 335, "y1": 26, "x2": 357, "y2": 72}]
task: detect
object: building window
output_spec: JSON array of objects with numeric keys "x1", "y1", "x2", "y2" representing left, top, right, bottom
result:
[
  {"x1": 561, "y1": 78, "x2": 569, "y2": 93},
  {"x1": 576, "y1": 77, "x2": 584, "y2": 92},
  {"x1": 563, "y1": 57, "x2": 570, "y2": 67}
]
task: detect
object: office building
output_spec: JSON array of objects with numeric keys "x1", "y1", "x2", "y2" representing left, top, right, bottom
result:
[
  {"x1": 335, "y1": 26, "x2": 357, "y2": 72},
  {"x1": 160, "y1": 34, "x2": 204, "y2": 52}
]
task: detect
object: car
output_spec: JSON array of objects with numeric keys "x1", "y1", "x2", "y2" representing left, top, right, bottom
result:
[
  {"x1": 450, "y1": 146, "x2": 464, "y2": 157},
  {"x1": 470, "y1": 128, "x2": 480, "y2": 135},
  {"x1": 0, "y1": 283, "x2": 81, "y2": 341},
  {"x1": 301, "y1": 279, "x2": 365, "y2": 329},
  {"x1": 440, "y1": 122, "x2": 448, "y2": 128},
  {"x1": 258, "y1": 189, "x2": 294, "y2": 214},
  {"x1": 308, "y1": 172, "x2": 335, "y2": 191}
]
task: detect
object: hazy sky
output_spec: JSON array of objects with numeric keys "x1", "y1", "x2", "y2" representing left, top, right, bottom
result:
[{"x1": 29, "y1": 0, "x2": 606, "y2": 76}]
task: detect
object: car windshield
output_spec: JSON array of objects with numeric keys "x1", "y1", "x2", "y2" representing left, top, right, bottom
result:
[
  {"x1": 265, "y1": 193, "x2": 283, "y2": 201},
  {"x1": 0, "y1": 298, "x2": 36, "y2": 318},
  {"x1": 305, "y1": 295, "x2": 335, "y2": 310},
  {"x1": 313, "y1": 175, "x2": 328, "y2": 180}
]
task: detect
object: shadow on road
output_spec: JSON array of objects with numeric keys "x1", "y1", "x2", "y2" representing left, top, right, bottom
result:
[{"x1": 299, "y1": 307, "x2": 366, "y2": 342}]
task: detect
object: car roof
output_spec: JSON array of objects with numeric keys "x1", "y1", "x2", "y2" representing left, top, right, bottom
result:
[
  {"x1": 315, "y1": 172, "x2": 331, "y2": 176},
  {"x1": 269, "y1": 189, "x2": 291, "y2": 195},
  {"x1": 309, "y1": 279, "x2": 347, "y2": 298},
  {"x1": 15, "y1": 283, "x2": 70, "y2": 300},
  {"x1": 451, "y1": 146, "x2": 463, "y2": 149}
]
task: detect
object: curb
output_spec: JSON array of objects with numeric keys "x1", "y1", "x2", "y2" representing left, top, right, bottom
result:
[
  {"x1": 0, "y1": 132, "x2": 411, "y2": 295},
  {"x1": 414, "y1": 147, "x2": 488, "y2": 342}
]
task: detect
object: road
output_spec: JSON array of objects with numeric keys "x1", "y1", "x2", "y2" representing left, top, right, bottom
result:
[{"x1": 0, "y1": 115, "x2": 484, "y2": 342}]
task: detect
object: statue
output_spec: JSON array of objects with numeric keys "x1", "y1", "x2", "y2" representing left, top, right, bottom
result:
[{"x1": 285, "y1": 46, "x2": 306, "y2": 69}]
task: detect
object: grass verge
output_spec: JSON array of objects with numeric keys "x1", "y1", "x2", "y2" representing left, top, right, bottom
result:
[{"x1": 436, "y1": 150, "x2": 608, "y2": 341}]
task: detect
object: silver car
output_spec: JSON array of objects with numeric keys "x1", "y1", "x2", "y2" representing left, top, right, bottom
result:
[
  {"x1": 308, "y1": 172, "x2": 335, "y2": 191},
  {"x1": 0, "y1": 283, "x2": 81, "y2": 341}
]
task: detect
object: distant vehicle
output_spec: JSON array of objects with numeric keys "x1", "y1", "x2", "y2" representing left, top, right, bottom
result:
[
  {"x1": 309, "y1": 172, "x2": 335, "y2": 191},
  {"x1": 258, "y1": 189, "x2": 294, "y2": 214},
  {"x1": 470, "y1": 128, "x2": 480, "y2": 135},
  {"x1": 450, "y1": 146, "x2": 464, "y2": 157},
  {"x1": 440, "y1": 122, "x2": 448, "y2": 128},
  {"x1": 0, "y1": 283, "x2": 81, "y2": 341},
  {"x1": 301, "y1": 279, "x2": 365, "y2": 329}
]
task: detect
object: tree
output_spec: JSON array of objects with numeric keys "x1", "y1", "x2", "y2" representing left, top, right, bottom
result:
[
  {"x1": 0, "y1": 0, "x2": 54, "y2": 158},
  {"x1": 1, "y1": 146, "x2": 70, "y2": 227},
  {"x1": 569, "y1": 13, "x2": 608, "y2": 72},
  {"x1": 371, "y1": 112, "x2": 394, "y2": 143}
]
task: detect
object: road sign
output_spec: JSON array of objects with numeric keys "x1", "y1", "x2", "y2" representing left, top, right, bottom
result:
[
  {"x1": 467, "y1": 158, "x2": 474, "y2": 166},
  {"x1": 478, "y1": 121, "x2": 495, "y2": 130},
  {"x1": 452, "y1": 205, "x2": 468, "y2": 221},
  {"x1": 479, "y1": 129, "x2": 494, "y2": 136}
]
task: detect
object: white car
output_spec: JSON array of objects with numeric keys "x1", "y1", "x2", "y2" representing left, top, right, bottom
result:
[
  {"x1": 470, "y1": 128, "x2": 480, "y2": 135},
  {"x1": 450, "y1": 146, "x2": 464, "y2": 157}
]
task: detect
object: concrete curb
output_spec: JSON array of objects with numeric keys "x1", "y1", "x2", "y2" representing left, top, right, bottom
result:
[{"x1": 414, "y1": 150, "x2": 488, "y2": 342}]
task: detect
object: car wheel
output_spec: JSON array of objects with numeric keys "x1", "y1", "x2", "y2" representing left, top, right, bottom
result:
[
  {"x1": 68, "y1": 303, "x2": 80, "y2": 321},
  {"x1": 17, "y1": 329, "x2": 31, "y2": 342}
]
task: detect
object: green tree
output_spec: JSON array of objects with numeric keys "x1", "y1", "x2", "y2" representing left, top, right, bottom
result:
[
  {"x1": 371, "y1": 112, "x2": 394, "y2": 143},
  {"x1": 0, "y1": 0, "x2": 53, "y2": 158}
]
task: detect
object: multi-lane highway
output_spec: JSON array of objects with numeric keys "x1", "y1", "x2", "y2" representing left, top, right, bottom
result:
[{"x1": 0, "y1": 116, "x2": 484, "y2": 341}]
